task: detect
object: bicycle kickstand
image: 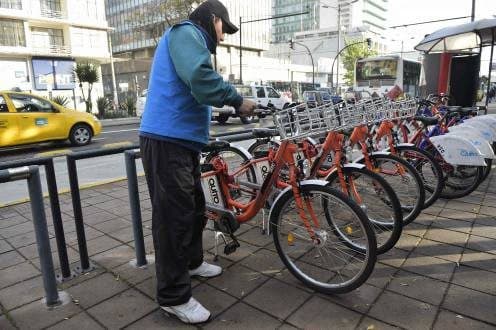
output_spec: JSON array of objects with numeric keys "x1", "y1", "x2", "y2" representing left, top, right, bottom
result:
[{"x1": 214, "y1": 231, "x2": 227, "y2": 261}]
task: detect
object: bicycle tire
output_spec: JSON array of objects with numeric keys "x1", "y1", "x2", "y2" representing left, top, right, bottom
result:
[
  {"x1": 247, "y1": 139, "x2": 280, "y2": 156},
  {"x1": 423, "y1": 145, "x2": 485, "y2": 199},
  {"x1": 482, "y1": 158, "x2": 492, "y2": 182},
  {"x1": 326, "y1": 166, "x2": 403, "y2": 254},
  {"x1": 395, "y1": 145, "x2": 444, "y2": 209},
  {"x1": 440, "y1": 164, "x2": 484, "y2": 199},
  {"x1": 270, "y1": 183, "x2": 377, "y2": 294},
  {"x1": 359, "y1": 153, "x2": 425, "y2": 226}
]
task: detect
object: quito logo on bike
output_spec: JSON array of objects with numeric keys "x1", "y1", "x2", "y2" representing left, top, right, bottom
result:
[
  {"x1": 460, "y1": 149, "x2": 478, "y2": 157},
  {"x1": 208, "y1": 178, "x2": 220, "y2": 204}
]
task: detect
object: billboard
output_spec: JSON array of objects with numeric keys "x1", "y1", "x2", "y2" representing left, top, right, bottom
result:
[{"x1": 32, "y1": 58, "x2": 75, "y2": 90}]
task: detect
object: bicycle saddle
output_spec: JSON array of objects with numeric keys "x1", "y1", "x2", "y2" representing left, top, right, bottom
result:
[
  {"x1": 252, "y1": 128, "x2": 279, "y2": 138},
  {"x1": 445, "y1": 106, "x2": 462, "y2": 112},
  {"x1": 202, "y1": 140, "x2": 230, "y2": 153},
  {"x1": 414, "y1": 116, "x2": 438, "y2": 126}
]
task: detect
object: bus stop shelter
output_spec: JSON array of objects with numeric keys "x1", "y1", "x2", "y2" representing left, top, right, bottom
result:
[{"x1": 415, "y1": 18, "x2": 496, "y2": 110}]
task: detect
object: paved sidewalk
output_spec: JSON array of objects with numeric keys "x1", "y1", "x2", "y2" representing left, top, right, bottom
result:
[{"x1": 1, "y1": 172, "x2": 496, "y2": 329}]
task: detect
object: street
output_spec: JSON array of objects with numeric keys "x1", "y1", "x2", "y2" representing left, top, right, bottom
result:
[{"x1": 0, "y1": 117, "x2": 273, "y2": 206}]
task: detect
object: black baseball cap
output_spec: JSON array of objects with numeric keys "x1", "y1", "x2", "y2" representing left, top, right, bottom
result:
[{"x1": 195, "y1": 0, "x2": 238, "y2": 34}]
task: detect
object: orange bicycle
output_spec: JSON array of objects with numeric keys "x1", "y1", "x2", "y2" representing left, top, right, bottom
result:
[{"x1": 201, "y1": 108, "x2": 377, "y2": 294}]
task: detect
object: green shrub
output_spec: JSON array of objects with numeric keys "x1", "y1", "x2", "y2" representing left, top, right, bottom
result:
[
  {"x1": 97, "y1": 97, "x2": 112, "y2": 119},
  {"x1": 51, "y1": 95, "x2": 70, "y2": 107},
  {"x1": 103, "y1": 110, "x2": 128, "y2": 119},
  {"x1": 121, "y1": 97, "x2": 136, "y2": 117}
]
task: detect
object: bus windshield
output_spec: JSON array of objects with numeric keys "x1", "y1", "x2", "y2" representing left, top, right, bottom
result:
[{"x1": 356, "y1": 59, "x2": 398, "y2": 80}]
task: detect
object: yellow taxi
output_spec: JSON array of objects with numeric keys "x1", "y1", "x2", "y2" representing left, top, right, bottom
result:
[{"x1": 0, "y1": 91, "x2": 101, "y2": 148}]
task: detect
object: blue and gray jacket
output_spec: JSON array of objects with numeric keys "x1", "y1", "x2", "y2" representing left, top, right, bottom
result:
[{"x1": 139, "y1": 20, "x2": 243, "y2": 152}]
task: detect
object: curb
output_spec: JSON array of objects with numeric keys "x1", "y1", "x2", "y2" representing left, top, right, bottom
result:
[{"x1": 100, "y1": 117, "x2": 141, "y2": 128}]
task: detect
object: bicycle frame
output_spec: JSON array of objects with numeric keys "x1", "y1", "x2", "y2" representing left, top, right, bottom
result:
[{"x1": 202, "y1": 139, "x2": 320, "y2": 238}]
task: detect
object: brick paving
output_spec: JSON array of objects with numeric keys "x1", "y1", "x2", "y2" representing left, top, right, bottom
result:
[{"x1": 1, "y1": 170, "x2": 496, "y2": 329}]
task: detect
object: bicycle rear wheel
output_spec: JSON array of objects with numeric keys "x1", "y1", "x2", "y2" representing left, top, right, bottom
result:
[
  {"x1": 365, "y1": 154, "x2": 425, "y2": 226},
  {"x1": 270, "y1": 184, "x2": 376, "y2": 294},
  {"x1": 326, "y1": 166, "x2": 403, "y2": 254},
  {"x1": 395, "y1": 145, "x2": 444, "y2": 209}
]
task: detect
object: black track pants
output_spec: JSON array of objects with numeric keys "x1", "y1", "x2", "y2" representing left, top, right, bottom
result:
[{"x1": 140, "y1": 136, "x2": 206, "y2": 306}]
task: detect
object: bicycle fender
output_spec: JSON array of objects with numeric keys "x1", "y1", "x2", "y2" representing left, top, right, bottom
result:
[
  {"x1": 268, "y1": 179, "x2": 328, "y2": 220},
  {"x1": 430, "y1": 135, "x2": 487, "y2": 166},
  {"x1": 352, "y1": 151, "x2": 391, "y2": 163},
  {"x1": 395, "y1": 143, "x2": 415, "y2": 148},
  {"x1": 461, "y1": 120, "x2": 496, "y2": 142},
  {"x1": 343, "y1": 163, "x2": 366, "y2": 170},
  {"x1": 230, "y1": 145, "x2": 253, "y2": 160},
  {"x1": 445, "y1": 130, "x2": 495, "y2": 159}
]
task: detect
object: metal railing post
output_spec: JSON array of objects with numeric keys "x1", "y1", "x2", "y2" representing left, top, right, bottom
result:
[
  {"x1": 0, "y1": 157, "x2": 72, "y2": 280},
  {"x1": 0, "y1": 166, "x2": 62, "y2": 307},
  {"x1": 124, "y1": 150, "x2": 147, "y2": 267},
  {"x1": 27, "y1": 166, "x2": 60, "y2": 306},
  {"x1": 66, "y1": 157, "x2": 91, "y2": 272},
  {"x1": 45, "y1": 159, "x2": 72, "y2": 280}
]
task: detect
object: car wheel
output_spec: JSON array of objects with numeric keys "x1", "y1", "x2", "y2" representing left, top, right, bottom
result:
[
  {"x1": 240, "y1": 115, "x2": 253, "y2": 124},
  {"x1": 69, "y1": 124, "x2": 92, "y2": 146},
  {"x1": 217, "y1": 114, "x2": 229, "y2": 125}
]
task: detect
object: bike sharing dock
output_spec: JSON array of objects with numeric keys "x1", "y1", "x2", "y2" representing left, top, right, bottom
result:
[
  {"x1": 1, "y1": 114, "x2": 496, "y2": 329},
  {"x1": 3, "y1": 16, "x2": 496, "y2": 326}
]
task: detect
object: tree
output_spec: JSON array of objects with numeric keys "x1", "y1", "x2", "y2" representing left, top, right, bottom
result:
[
  {"x1": 341, "y1": 38, "x2": 378, "y2": 87},
  {"x1": 74, "y1": 62, "x2": 99, "y2": 113},
  {"x1": 127, "y1": 0, "x2": 198, "y2": 47}
]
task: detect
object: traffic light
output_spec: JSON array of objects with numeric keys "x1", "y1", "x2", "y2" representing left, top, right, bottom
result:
[
  {"x1": 366, "y1": 38, "x2": 372, "y2": 49},
  {"x1": 289, "y1": 38, "x2": 294, "y2": 50}
]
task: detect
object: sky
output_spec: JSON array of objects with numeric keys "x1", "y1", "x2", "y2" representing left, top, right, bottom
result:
[{"x1": 386, "y1": 0, "x2": 496, "y2": 72}]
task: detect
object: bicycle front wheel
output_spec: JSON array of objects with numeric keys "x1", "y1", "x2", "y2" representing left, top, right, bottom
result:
[
  {"x1": 366, "y1": 154, "x2": 425, "y2": 225},
  {"x1": 395, "y1": 145, "x2": 444, "y2": 209},
  {"x1": 270, "y1": 184, "x2": 377, "y2": 294},
  {"x1": 326, "y1": 166, "x2": 403, "y2": 254}
]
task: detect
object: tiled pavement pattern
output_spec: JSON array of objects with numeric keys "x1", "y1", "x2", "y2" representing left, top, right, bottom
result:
[{"x1": 1, "y1": 173, "x2": 496, "y2": 330}]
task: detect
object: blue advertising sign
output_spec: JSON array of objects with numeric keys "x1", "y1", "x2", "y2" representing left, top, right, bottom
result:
[{"x1": 32, "y1": 58, "x2": 75, "y2": 90}]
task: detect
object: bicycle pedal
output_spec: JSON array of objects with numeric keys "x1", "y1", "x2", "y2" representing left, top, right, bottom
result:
[{"x1": 223, "y1": 240, "x2": 240, "y2": 255}]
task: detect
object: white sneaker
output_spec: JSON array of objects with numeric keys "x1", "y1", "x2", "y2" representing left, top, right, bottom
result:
[
  {"x1": 161, "y1": 297, "x2": 211, "y2": 324},
  {"x1": 189, "y1": 261, "x2": 222, "y2": 278}
]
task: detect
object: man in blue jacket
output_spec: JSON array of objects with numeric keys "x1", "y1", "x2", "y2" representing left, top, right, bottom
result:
[{"x1": 139, "y1": 0, "x2": 256, "y2": 324}]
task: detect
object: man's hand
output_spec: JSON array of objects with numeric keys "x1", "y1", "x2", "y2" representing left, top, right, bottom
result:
[{"x1": 237, "y1": 99, "x2": 257, "y2": 117}]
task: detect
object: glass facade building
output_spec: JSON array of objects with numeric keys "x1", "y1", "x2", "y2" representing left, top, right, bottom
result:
[
  {"x1": 272, "y1": 0, "x2": 388, "y2": 43},
  {"x1": 105, "y1": 0, "x2": 271, "y2": 55},
  {"x1": 272, "y1": 0, "x2": 320, "y2": 44}
]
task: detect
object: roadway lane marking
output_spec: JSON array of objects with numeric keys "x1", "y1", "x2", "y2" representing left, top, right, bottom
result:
[
  {"x1": 37, "y1": 149, "x2": 72, "y2": 157},
  {"x1": 102, "y1": 141, "x2": 134, "y2": 148},
  {"x1": 93, "y1": 138, "x2": 105, "y2": 141},
  {"x1": 101, "y1": 128, "x2": 140, "y2": 134}
]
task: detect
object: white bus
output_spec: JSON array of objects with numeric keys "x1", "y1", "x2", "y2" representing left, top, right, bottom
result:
[{"x1": 354, "y1": 55, "x2": 421, "y2": 97}]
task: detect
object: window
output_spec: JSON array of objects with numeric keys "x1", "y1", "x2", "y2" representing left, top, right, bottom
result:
[
  {"x1": 0, "y1": 96, "x2": 8, "y2": 112},
  {"x1": 0, "y1": 19, "x2": 26, "y2": 46},
  {"x1": 0, "y1": 0, "x2": 22, "y2": 9},
  {"x1": 40, "y1": 0, "x2": 61, "y2": 12},
  {"x1": 8, "y1": 94, "x2": 54, "y2": 113},
  {"x1": 267, "y1": 87, "x2": 280, "y2": 98},
  {"x1": 256, "y1": 87, "x2": 266, "y2": 98},
  {"x1": 31, "y1": 27, "x2": 64, "y2": 47}
]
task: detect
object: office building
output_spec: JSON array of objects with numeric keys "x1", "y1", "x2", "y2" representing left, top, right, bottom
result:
[
  {"x1": 0, "y1": 0, "x2": 111, "y2": 109},
  {"x1": 272, "y1": 0, "x2": 388, "y2": 43}
]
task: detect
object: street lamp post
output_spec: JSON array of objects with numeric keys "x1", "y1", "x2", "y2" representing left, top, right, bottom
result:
[
  {"x1": 330, "y1": 38, "x2": 371, "y2": 91},
  {"x1": 289, "y1": 39, "x2": 315, "y2": 88},
  {"x1": 322, "y1": 0, "x2": 358, "y2": 93},
  {"x1": 107, "y1": 27, "x2": 119, "y2": 111}
]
